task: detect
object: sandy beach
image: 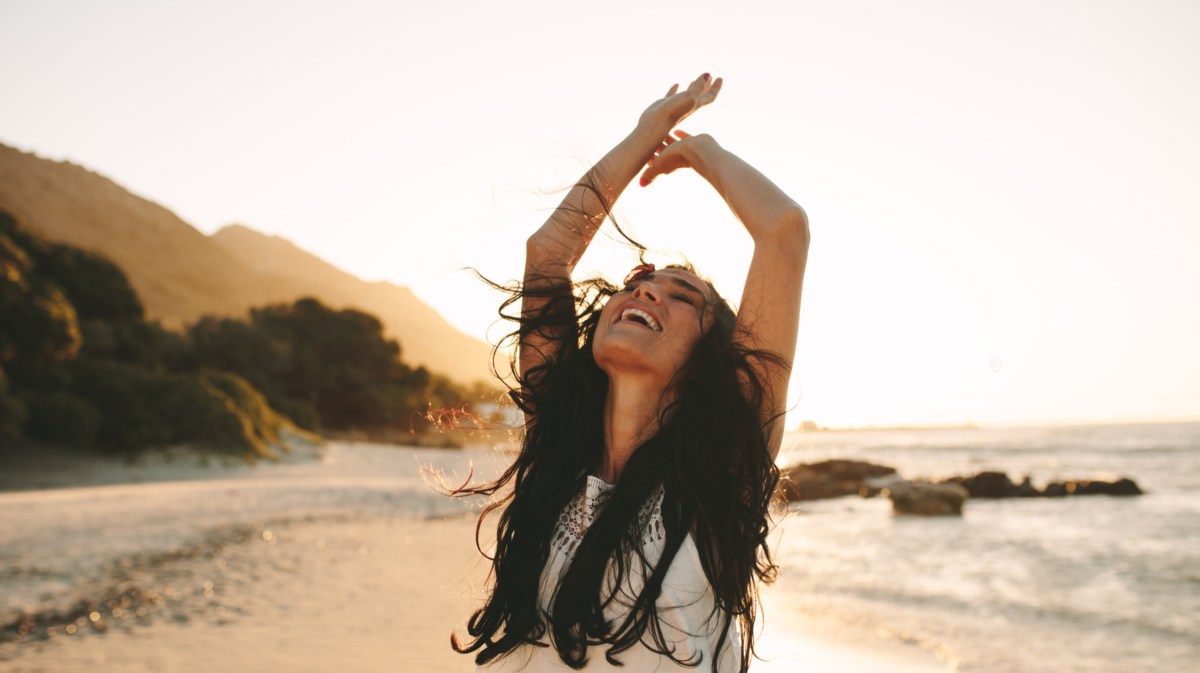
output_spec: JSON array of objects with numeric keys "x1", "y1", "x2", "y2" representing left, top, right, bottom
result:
[
  {"x1": 1, "y1": 443, "x2": 946, "y2": 672},
  {"x1": 3, "y1": 513, "x2": 943, "y2": 673}
]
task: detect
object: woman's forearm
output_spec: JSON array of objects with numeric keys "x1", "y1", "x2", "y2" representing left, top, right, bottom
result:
[
  {"x1": 684, "y1": 135, "x2": 809, "y2": 243},
  {"x1": 526, "y1": 125, "x2": 666, "y2": 275}
]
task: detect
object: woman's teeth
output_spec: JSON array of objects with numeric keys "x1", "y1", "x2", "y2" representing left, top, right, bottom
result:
[{"x1": 620, "y1": 307, "x2": 661, "y2": 331}]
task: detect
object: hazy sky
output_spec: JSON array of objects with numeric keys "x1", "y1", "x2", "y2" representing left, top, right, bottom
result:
[{"x1": 3, "y1": 0, "x2": 1198, "y2": 427}]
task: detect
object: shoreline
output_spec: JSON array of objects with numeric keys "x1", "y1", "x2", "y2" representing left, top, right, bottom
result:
[
  {"x1": 0, "y1": 431, "x2": 515, "y2": 494},
  {"x1": 0, "y1": 442, "x2": 323, "y2": 493}
]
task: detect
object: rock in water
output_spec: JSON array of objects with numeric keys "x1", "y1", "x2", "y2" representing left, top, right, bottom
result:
[
  {"x1": 1091, "y1": 478, "x2": 1143, "y2": 495},
  {"x1": 948, "y1": 471, "x2": 1017, "y2": 498},
  {"x1": 946, "y1": 471, "x2": 1144, "y2": 498},
  {"x1": 887, "y1": 480, "x2": 969, "y2": 516},
  {"x1": 1043, "y1": 478, "x2": 1144, "y2": 496},
  {"x1": 780, "y1": 459, "x2": 897, "y2": 501}
]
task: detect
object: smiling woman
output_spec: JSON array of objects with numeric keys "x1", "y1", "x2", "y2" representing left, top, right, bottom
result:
[{"x1": 452, "y1": 74, "x2": 810, "y2": 672}]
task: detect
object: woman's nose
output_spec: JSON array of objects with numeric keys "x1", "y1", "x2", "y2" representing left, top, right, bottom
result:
[{"x1": 632, "y1": 282, "x2": 660, "y2": 302}]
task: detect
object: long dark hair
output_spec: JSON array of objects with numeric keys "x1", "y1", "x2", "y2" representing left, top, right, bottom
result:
[{"x1": 453, "y1": 176, "x2": 785, "y2": 672}]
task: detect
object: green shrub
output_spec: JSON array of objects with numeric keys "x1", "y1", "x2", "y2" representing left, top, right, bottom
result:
[
  {"x1": 37, "y1": 243, "x2": 143, "y2": 321},
  {"x1": 159, "y1": 372, "x2": 267, "y2": 459},
  {"x1": 23, "y1": 391, "x2": 101, "y2": 445},
  {"x1": 80, "y1": 319, "x2": 190, "y2": 369},
  {"x1": 188, "y1": 297, "x2": 460, "y2": 435},
  {"x1": 70, "y1": 360, "x2": 171, "y2": 451},
  {"x1": 197, "y1": 369, "x2": 299, "y2": 454},
  {"x1": 0, "y1": 368, "x2": 27, "y2": 447},
  {"x1": 68, "y1": 360, "x2": 294, "y2": 459}
]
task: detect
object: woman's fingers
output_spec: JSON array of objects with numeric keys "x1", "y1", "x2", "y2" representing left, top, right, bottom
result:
[
  {"x1": 648, "y1": 133, "x2": 676, "y2": 162},
  {"x1": 639, "y1": 75, "x2": 720, "y2": 138},
  {"x1": 683, "y1": 77, "x2": 707, "y2": 101},
  {"x1": 640, "y1": 133, "x2": 697, "y2": 187},
  {"x1": 699, "y1": 77, "x2": 722, "y2": 105},
  {"x1": 680, "y1": 74, "x2": 720, "y2": 115},
  {"x1": 647, "y1": 135, "x2": 674, "y2": 166}
]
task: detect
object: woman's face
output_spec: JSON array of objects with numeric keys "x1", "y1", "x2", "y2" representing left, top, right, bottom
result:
[{"x1": 593, "y1": 267, "x2": 716, "y2": 390}]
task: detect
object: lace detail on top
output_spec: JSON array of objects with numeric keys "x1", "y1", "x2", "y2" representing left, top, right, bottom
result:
[
  {"x1": 489, "y1": 476, "x2": 742, "y2": 672},
  {"x1": 550, "y1": 476, "x2": 665, "y2": 562}
]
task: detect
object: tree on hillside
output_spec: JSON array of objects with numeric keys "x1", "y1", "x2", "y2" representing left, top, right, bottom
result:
[
  {"x1": 189, "y1": 297, "x2": 462, "y2": 434},
  {"x1": 0, "y1": 367, "x2": 26, "y2": 447},
  {"x1": 35, "y1": 242, "x2": 144, "y2": 322},
  {"x1": 0, "y1": 209, "x2": 295, "y2": 458},
  {"x1": 0, "y1": 211, "x2": 83, "y2": 384}
]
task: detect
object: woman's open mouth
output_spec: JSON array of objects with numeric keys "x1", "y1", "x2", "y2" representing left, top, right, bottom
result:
[{"x1": 619, "y1": 307, "x2": 661, "y2": 331}]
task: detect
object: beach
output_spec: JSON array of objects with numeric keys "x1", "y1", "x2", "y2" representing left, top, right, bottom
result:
[
  {"x1": 3, "y1": 423, "x2": 1197, "y2": 672},
  {"x1": 1, "y1": 513, "x2": 945, "y2": 673}
]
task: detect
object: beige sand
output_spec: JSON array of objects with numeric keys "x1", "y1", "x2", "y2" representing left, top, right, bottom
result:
[
  {"x1": 6, "y1": 513, "x2": 946, "y2": 672},
  {"x1": 5, "y1": 515, "x2": 483, "y2": 673}
]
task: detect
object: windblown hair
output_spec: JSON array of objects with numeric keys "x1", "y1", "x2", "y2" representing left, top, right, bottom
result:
[{"x1": 453, "y1": 178, "x2": 785, "y2": 672}]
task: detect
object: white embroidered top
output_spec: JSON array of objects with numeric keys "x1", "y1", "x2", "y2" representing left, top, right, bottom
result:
[{"x1": 477, "y1": 475, "x2": 741, "y2": 672}]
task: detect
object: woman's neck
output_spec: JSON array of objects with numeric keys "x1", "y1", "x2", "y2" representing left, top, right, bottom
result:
[{"x1": 599, "y1": 376, "x2": 672, "y2": 483}]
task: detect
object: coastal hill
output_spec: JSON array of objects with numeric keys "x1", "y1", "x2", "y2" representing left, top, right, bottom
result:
[{"x1": 0, "y1": 142, "x2": 491, "y2": 384}]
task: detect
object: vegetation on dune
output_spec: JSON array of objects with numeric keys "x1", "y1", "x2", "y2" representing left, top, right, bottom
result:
[{"x1": 0, "y1": 209, "x2": 493, "y2": 460}]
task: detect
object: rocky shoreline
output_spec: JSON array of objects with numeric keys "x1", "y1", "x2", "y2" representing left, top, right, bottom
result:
[{"x1": 780, "y1": 459, "x2": 1144, "y2": 516}]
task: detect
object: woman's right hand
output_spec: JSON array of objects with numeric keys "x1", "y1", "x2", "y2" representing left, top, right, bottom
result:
[{"x1": 637, "y1": 73, "x2": 723, "y2": 133}]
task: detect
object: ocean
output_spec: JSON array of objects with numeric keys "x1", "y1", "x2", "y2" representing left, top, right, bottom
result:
[
  {"x1": 1, "y1": 421, "x2": 1196, "y2": 672},
  {"x1": 772, "y1": 421, "x2": 1200, "y2": 672}
]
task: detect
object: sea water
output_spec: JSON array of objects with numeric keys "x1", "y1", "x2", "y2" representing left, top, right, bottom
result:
[
  {"x1": 772, "y1": 421, "x2": 1200, "y2": 672},
  {"x1": 0, "y1": 422, "x2": 1196, "y2": 672}
]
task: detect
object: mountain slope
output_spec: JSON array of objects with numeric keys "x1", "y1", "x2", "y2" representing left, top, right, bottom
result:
[{"x1": 0, "y1": 142, "x2": 491, "y2": 384}]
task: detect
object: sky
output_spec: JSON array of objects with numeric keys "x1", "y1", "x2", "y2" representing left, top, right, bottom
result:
[{"x1": 2, "y1": 0, "x2": 1198, "y2": 428}]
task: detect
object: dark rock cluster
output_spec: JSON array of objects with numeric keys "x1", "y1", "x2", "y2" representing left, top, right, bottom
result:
[
  {"x1": 943, "y1": 471, "x2": 1144, "y2": 498},
  {"x1": 779, "y1": 460, "x2": 1144, "y2": 516}
]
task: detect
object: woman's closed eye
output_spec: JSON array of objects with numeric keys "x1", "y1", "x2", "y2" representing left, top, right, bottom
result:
[{"x1": 623, "y1": 278, "x2": 701, "y2": 306}]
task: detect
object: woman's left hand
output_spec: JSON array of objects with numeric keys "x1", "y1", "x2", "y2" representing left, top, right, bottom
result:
[
  {"x1": 637, "y1": 74, "x2": 722, "y2": 133},
  {"x1": 638, "y1": 130, "x2": 715, "y2": 187}
]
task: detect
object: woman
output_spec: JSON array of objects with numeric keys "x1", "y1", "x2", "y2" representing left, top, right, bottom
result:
[{"x1": 454, "y1": 73, "x2": 810, "y2": 672}]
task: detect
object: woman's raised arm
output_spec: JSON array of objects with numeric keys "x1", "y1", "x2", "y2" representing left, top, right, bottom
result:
[
  {"x1": 519, "y1": 74, "x2": 723, "y2": 384},
  {"x1": 640, "y1": 130, "x2": 811, "y2": 458}
]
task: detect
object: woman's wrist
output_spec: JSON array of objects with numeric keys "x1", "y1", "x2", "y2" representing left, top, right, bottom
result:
[
  {"x1": 628, "y1": 122, "x2": 670, "y2": 151},
  {"x1": 679, "y1": 134, "x2": 723, "y2": 177}
]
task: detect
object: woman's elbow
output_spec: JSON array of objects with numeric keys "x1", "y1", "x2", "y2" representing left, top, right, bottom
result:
[
  {"x1": 774, "y1": 207, "x2": 810, "y2": 250},
  {"x1": 525, "y1": 235, "x2": 570, "y2": 270}
]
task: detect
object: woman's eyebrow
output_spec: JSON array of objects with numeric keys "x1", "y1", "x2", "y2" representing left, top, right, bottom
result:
[{"x1": 667, "y1": 276, "x2": 706, "y2": 299}]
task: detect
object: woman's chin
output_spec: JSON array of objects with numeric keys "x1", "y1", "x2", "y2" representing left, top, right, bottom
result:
[{"x1": 596, "y1": 346, "x2": 682, "y2": 385}]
